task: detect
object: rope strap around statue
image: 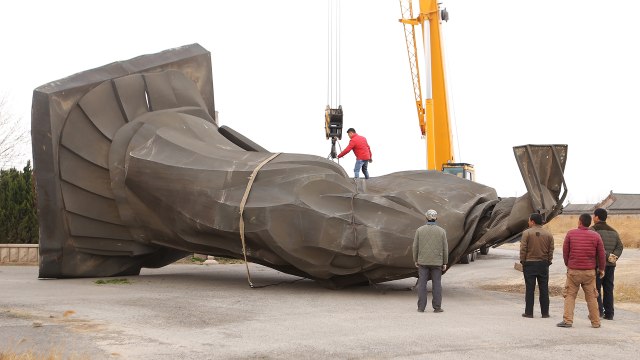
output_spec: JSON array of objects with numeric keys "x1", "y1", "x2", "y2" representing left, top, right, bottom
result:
[{"x1": 239, "y1": 152, "x2": 281, "y2": 288}]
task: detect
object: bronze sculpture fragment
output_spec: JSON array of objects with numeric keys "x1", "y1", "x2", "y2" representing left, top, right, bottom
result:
[{"x1": 32, "y1": 44, "x2": 567, "y2": 288}]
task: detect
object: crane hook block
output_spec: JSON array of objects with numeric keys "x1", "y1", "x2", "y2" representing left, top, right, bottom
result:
[{"x1": 325, "y1": 106, "x2": 343, "y2": 140}]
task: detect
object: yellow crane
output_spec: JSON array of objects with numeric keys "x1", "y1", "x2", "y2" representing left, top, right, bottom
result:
[{"x1": 399, "y1": 0, "x2": 475, "y2": 181}]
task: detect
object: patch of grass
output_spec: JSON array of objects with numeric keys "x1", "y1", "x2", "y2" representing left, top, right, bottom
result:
[
  {"x1": 480, "y1": 283, "x2": 564, "y2": 297},
  {"x1": 615, "y1": 283, "x2": 640, "y2": 303},
  {"x1": 173, "y1": 254, "x2": 246, "y2": 264},
  {"x1": 545, "y1": 214, "x2": 640, "y2": 248},
  {"x1": 0, "y1": 349, "x2": 46, "y2": 360},
  {"x1": 0, "y1": 342, "x2": 89, "y2": 360},
  {"x1": 215, "y1": 257, "x2": 245, "y2": 265},
  {"x1": 94, "y1": 278, "x2": 131, "y2": 285},
  {"x1": 2, "y1": 310, "x2": 32, "y2": 320},
  {"x1": 482, "y1": 281, "x2": 640, "y2": 304},
  {"x1": 625, "y1": 238, "x2": 640, "y2": 248},
  {"x1": 0, "y1": 350, "x2": 89, "y2": 360}
]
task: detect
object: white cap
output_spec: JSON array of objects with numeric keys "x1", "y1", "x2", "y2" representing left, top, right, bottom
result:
[{"x1": 426, "y1": 209, "x2": 438, "y2": 221}]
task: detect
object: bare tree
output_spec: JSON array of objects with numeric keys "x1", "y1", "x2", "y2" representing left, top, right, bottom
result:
[{"x1": 0, "y1": 95, "x2": 29, "y2": 169}]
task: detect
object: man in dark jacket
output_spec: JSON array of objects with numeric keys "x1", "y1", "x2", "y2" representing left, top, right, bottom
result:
[
  {"x1": 592, "y1": 208, "x2": 624, "y2": 320},
  {"x1": 413, "y1": 209, "x2": 448, "y2": 313},
  {"x1": 557, "y1": 213, "x2": 606, "y2": 328},
  {"x1": 337, "y1": 128, "x2": 372, "y2": 179},
  {"x1": 520, "y1": 213, "x2": 554, "y2": 318}
]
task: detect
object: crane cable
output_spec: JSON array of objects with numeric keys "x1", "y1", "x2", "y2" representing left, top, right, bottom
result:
[
  {"x1": 327, "y1": 140, "x2": 343, "y2": 161},
  {"x1": 327, "y1": 0, "x2": 341, "y2": 108}
]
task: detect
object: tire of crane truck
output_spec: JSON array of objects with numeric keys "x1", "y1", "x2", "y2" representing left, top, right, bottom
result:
[
  {"x1": 459, "y1": 253, "x2": 470, "y2": 264},
  {"x1": 480, "y1": 245, "x2": 490, "y2": 255}
]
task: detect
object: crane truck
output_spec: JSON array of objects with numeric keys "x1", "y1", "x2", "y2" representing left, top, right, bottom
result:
[
  {"x1": 399, "y1": 0, "x2": 474, "y2": 181},
  {"x1": 399, "y1": 0, "x2": 487, "y2": 261}
]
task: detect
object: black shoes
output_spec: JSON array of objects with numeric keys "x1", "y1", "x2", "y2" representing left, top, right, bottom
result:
[
  {"x1": 604, "y1": 315, "x2": 614, "y2": 320},
  {"x1": 418, "y1": 308, "x2": 444, "y2": 312},
  {"x1": 556, "y1": 321, "x2": 572, "y2": 328},
  {"x1": 522, "y1": 313, "x2": 549, "y2": 318},
  {"x1": 418, "y1": 308, "x2": 443, "y2": 313}
]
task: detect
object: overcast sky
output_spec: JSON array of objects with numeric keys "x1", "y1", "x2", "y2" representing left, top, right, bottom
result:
[{"x1": 1, "y1": 0, "x2": 638, "y2": 204}]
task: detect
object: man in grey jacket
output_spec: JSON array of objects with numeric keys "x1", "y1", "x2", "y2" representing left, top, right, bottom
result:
[{"x1": 413, "y1": 209, "x2": 448, "y2": 313}]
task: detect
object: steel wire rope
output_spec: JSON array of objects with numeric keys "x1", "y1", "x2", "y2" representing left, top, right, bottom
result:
[
  {"x1": 337, "y1": 0, "x2": 341, "y2": 106},
  {"x1": 327, "y1": 0, "x2": 332, "y2": 106},
  {"x1": 327, "y1": 138, "x2": 343, "y2": 162},
  {"x1": 327, "y1": 0, "x2": 342, "y2": 108}
]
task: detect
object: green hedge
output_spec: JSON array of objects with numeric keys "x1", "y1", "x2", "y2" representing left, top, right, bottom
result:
[{"x1": 0, "y1": 161, "x2": 39, "y2": 243}]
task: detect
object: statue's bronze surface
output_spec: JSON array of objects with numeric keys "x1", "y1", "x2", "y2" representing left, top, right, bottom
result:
[{"x1": 32, "y1": 44, "x2": 567, "y2": 287}]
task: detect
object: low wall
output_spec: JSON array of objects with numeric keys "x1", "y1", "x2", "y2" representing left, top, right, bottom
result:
[{"x1": 0, "y1": 244, "x2": 38, "y2": 264}]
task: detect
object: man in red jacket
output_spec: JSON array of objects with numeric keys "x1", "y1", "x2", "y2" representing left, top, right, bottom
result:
[
  {"x1": 337, "y1": 128, "x2": 372, "y2": 179},
  {"x1": 557, "y1": 213, "x2": 606, "y2": 328}
]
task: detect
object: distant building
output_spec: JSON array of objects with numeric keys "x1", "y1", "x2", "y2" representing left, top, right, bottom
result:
[
  {"x1": 594, "y1": 192, "x2": 640, "y2": 214},
  {"x1": 563, "y1": 203, "x2": 595, "y2": 215},
  {"x1": 563, "y1": 191, "x2": 640, "y2": 215}
]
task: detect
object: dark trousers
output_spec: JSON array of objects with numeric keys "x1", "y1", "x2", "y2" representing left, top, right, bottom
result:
[
  {"x1": 417, "y1": 265, "x2": 442, "y2": 311},
  {"x1": 596, "y1": 265, "x2": 616, "y2": 317},
  {"x1": 523, "y1": 261, "x2": 550, "y2": 316}
]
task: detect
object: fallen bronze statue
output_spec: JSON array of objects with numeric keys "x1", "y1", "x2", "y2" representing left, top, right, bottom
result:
[{"x1": 31, "y1": 44, "x2": 567, "y2": 288}]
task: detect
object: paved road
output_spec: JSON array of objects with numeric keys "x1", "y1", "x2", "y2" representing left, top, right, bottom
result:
[{"x1": 2, "y1": 248, "x2": 639, "y2": 359}]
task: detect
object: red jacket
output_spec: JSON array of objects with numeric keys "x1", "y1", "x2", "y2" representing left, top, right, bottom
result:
[
  {"x1": 338, "y1": 134, "x2": 371, "y2": 160},
  {"x1": 563, "y1": 225, "x2": 606, "y2": 270}
]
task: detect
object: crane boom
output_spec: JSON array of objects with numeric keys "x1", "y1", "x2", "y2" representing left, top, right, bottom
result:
[{"x1": 399, "y1": 0, "x2": 456, "y2": 172}]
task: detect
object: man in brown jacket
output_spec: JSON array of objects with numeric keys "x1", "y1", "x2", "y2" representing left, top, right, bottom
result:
[{"x1": 520, "y1": 213, "x2": 554, "y2": 318}]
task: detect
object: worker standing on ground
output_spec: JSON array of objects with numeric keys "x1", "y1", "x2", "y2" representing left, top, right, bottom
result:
[
  {"x1": 519, "y1": 213, "x2": 554, "y2": 319},
  {"x1": 557, "y1": 213, "x2": 606, "y2": 328},
  {"x1": 592, "y1": 208, "x2": 624, "y2": 320},
  {"x1": 337, "y1": 128, "x2": 372, "y2": 179},
  {"x1": 413, "y1": 209, "x2": 448, "y2": 313}
]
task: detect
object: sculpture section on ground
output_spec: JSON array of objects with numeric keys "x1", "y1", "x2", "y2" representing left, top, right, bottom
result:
[{"x1": 32, "y1": 44, "x2": 567, "y2": 288}]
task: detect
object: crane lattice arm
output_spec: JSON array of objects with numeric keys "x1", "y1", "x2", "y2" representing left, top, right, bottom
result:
[{"x1": 399, "y1": 0, "x2": 426, "y2": 136}]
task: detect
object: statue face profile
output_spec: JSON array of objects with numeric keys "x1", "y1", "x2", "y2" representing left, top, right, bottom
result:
[{"x1": 32, "y1": 44, "x2": 567, "y2": 288}]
